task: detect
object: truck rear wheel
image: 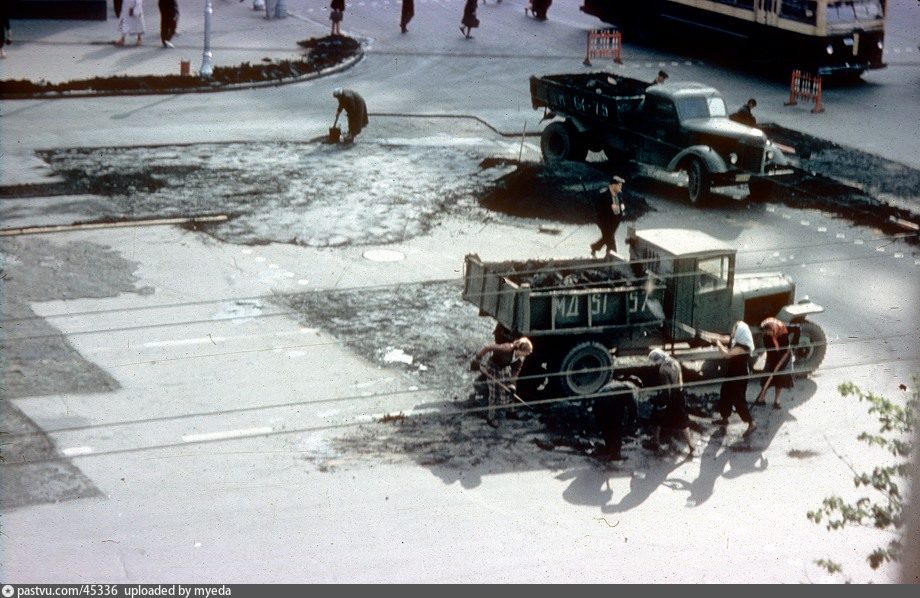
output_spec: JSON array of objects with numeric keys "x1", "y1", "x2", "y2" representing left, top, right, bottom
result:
[
  {"x1": 684, "y1": 157, "x2": 711, "y2": 205},
  {"x1": 556, "y1": 341, "x2": 613, "y2": 397},
  {"x1": 792, "y1": 320, "x2": 826, "y2": 377},
  {"x1": 541, "y1": 122, "x2": 587, "y2": 162}
]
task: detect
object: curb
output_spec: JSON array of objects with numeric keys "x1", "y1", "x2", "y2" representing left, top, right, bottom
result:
[{"x1": 0, "y1": 51, "x2": 364, "y2": 101}]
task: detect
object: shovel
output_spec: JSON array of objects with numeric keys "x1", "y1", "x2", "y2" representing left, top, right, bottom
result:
[{"x1": 327, "y1": 112, "x2": 341, "y2": 144}]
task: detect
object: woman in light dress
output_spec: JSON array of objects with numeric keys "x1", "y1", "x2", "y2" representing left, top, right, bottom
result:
[{"x1": 115, "y1": 0, "x2": 146, "y2": 46}]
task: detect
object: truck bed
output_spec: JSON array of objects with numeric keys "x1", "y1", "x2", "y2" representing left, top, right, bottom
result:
[
  {"x1": 529, "y1": 72, "x2": 647, "y2": 126},
  {"x1": 462, "y1": 254, "x2": 665, "y2": 338}
]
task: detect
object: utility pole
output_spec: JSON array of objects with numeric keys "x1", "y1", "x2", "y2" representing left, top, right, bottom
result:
[{"x1": 200, "y1": 0, "x2": 214, "y2": 78}]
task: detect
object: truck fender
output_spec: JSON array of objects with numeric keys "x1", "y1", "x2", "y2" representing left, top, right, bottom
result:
[
  {"x1": 667, "y1": 146, "x2": 729, "y2": 175},
  {"x1": 776, "y1": 299, "x2": 825, "y2": 323},
  {"x1": 765, "y1": 141, "x2": 790, "y2": 166},
  {"x1": 565, "y1": 116, "x2": 591, "y2": 135}
]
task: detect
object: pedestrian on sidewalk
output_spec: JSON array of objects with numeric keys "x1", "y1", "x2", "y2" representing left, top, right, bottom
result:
[
  {"x1": 330, "y1": 0, "x2": 345, "y2": 36},
  {"x1": 332, "y1": 88, "x2": 368, "y2": 143},
  {"x1": 250, "y1": 0, "x2": 265, "y2": 11},
  {"x1": 590, "y1": 175, "x2": 626, "y2": 258},
  {"x1": 472, "y1": 337, "x2": 533, "y2": 428},
  {"x1": 713, "y1": 321, "x2": 757, "y2": 437},
  {"x1": 158, "y1": 0, "x2": 178, "y2": 49},
  {"x1": 460, "y1": 0, "x2": 479, "y2": 39},
  {"x1": 115, "y1": 0, "x2": 145, "y2": 47},
  {"x1": 0, "y1": 3, "x2": 10, "y2": 59},
  {"x1": 755, "y1": 317, "x2": 794, "y2": 409},
  {"x1": 265, "y1": 0, "x2": 285, "y2": 19},
  {"x1": 647, "y1": 349, "x2": 694, "y2": 457},
  {"x1": 527, "y1": 0, "x2": 552, "y2": 20},
  {"x1": 400, "y1": 0, "x2": 414, "y2": 34}
]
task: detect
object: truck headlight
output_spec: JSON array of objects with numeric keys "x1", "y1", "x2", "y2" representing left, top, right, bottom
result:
[
  {"x1": 729, "y1": 152, "x2": 738, "y2": 165},
  {"x1": 766, "y1": 150, "x2": 774, "y2": 161},
  {"x1": 826, "y1": 44, "x2": 834, "y2": 55}
]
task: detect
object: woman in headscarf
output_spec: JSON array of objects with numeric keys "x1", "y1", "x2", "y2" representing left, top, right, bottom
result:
[
  {"x1": 757, "y1": 317, "x2": 793, "y2": 409},
  {"x1": 647, "y1": 349, "x2": 693, "y2": 456},
  {"x1": 472, "y1": 336, "x2": 533, "y2": 428},
  {"x1": 714, "y1": 321, "x2": 757, "y2": 437}
]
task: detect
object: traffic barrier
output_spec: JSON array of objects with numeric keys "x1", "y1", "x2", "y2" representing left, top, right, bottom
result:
[
  {"x1": 785, "y1": 70, "x2": 825, "y2": 113},
  {"x1": 583, "y1": 28, "x2": 622, "y2": 67}
]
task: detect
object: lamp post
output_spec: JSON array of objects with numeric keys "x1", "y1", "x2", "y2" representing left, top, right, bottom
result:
[{"x1": 200, "y1": 0, "x2": 214, "y2": 78}]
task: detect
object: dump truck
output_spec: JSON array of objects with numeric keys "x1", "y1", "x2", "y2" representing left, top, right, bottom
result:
[
  {"x1": 462, "y1": 228, "x2": 826, "y2": 398},
  {"x1": 530, "y1": 72, "x2": 794, "y2": 203}
]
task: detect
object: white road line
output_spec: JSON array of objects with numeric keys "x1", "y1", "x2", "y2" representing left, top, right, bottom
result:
[
  {"x1": 62, "y1": 446, "x2": 94, "y2": 457},
  {"x1": 182, "y1": 427, "x2": 274, "y2": 443}
]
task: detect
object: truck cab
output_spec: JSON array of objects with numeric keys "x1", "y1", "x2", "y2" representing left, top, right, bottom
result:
[{"x1": 628, "y1": 227, "x2": 826, "y2": 372}]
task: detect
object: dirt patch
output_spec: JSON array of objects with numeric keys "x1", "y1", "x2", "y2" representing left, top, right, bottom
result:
[
  {"x1": 758, "y1": 124, "x2": 920, "y2": 240},
  {"x1": 0, "y1": 36, "x2": 361, "y2": 99},
  {"x1": 273, "y1": 281, "x2": 722, "y2": 474},
  {"x1": 0, "y1": 236, "x2": 148, "y2": 399},
  {"x1": 19, "y1": 141, "x2": 499, "y2": 247},
  {"x1": 0, "y1": 402, "x2": 103, "y2": 511},
  {"x1": 480, "y1": 160, "x2": 655, "y2": 223}
]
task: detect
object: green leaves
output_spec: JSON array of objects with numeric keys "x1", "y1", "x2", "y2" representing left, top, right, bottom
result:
[{"x1": 811, "y1": 378, "x2": 917, "y2": 575}]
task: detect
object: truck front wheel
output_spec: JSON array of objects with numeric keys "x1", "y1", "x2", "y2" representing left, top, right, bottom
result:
[
  {"x1": 684, "y1": 157, "x2": 711, "y2": 205},
  {"x1": 556, "y1": 341, "x2": 613, "y2": 397},
  {"x1": 792, "y1": 320, "x2": 827, "y2": 377},
  {"x1": 541, "y1": 122, "x2": 587, "y2": 162}
]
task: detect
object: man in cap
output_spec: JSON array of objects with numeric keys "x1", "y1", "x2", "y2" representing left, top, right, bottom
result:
[
  {"x1": 332, "y1": 88, "x2": 369, "y2": 143},
  {"x1": 648, "y1": 70, "x2": 668, "y2": 87},
  {"x1": 590, "y1": 175, "x2": 626, "y2": 258},
  {"x1": 729, "y1": 98, "x2": 758, "y2": 127}
]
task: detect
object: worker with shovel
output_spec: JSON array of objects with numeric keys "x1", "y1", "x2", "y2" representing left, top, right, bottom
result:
[
  {"x1": 331, "y1": 88, "x2": 368, "y2": 143},
  {"x1": 471, "y1": 337, "x2": 534, "y2": 428},
  {"x1": 755, "y1": 317, "x2": 794, "y2": 409}
]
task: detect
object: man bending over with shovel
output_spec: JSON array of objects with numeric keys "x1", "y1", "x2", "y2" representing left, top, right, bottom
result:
[
  {"x1": 332, "y1": 88, "x2": 368, "y2": 143},
  {"x1": 472, "y1": 337, "x2": 534, "y2": 428}
]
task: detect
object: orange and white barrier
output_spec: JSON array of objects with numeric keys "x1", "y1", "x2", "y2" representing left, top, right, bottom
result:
[
  {"x1": 583, "y1": 28, "x2": 622, "y2": 67},
  {"x1": 785, "y1": 70, "x2": 825, "y2": 114}
]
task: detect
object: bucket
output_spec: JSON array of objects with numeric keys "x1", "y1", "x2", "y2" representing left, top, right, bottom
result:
[
  {"x1": 327, "y1": 126, "x2": 341, "y2": 143},
  {"x1": 180, "y1": 59, "x2": 191, "y2": 76}
]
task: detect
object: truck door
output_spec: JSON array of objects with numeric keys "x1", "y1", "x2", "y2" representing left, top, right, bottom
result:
[
  {"x1": 637, "y1": 95, "x2": 681, "y2": 168},
  {"x1": 669, "y1": 258, "x2": 696, "y2": 341},
  {"x1": 692, "y1": 254, "x2": 734, "y2": 335}
]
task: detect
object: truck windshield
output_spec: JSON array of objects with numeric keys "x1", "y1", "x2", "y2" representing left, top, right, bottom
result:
[{"x1": 675, "y1": 96, "x2": 727, "y2": 120}]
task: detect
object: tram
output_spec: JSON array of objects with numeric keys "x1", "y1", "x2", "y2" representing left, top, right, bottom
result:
[{"x1": 580, "y1": 0, "x2": 887, "y2": 76}]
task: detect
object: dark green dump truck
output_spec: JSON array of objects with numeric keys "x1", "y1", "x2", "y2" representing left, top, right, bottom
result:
[
  {"x1": 463, "y1": 228, "x2": 826, "y2": 399},
  {"x1": 530, "y1": 72, "x2": 794, "y2": 203}
]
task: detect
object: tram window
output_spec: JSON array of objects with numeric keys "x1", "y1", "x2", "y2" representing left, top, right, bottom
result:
[
  {"x1": 713, "y1": 0, "x2": 754, "y2": 8},
  {"x1": 826, "y1": 1, "x2": 881, "y2": 23},
  {"x1": 780, "y1": 0, "x2": 817, "y2": 24}
]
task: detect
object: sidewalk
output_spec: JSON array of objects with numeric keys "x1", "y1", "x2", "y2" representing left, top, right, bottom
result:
[{"x1": 0, "y1": 2, "x2": 325, "y2": 83}]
